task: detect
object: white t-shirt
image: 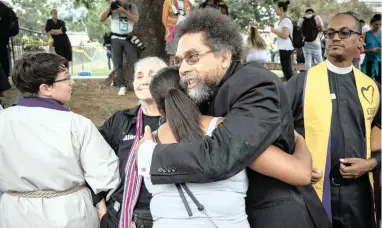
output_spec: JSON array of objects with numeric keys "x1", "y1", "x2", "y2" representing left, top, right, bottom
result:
[
  {"x1": 145, "y1": 117, "x2": 249, "y2": 228},
  {"x1": 277, "y1": 17, "x2": 294, "y2": 51},
  {"x1": 246, "y1": 49, "x2": 269, "y2": 64},
  {"x1": 110, "y1": 3, "x2": 139, "y2": 39},
  {"x1": 362, "y1": 24, "x2": 371, "y2": 34}
]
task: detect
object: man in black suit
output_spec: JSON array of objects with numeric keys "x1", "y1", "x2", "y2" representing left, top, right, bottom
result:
[{"x1": 136, "y1": 9, "x2": 330, "y2": 228}]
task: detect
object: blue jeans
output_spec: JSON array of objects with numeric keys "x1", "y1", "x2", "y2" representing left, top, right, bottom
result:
[
  {"x1": 302, "y1": 42, "x2": 323, "y2": 70},
  {"x1": 107, "y1": 50, "x2": 112, "y2": 70}
]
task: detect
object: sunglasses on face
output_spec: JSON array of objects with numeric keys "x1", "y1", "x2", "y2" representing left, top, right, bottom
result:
[
  {"x1": 173, "y1": 50, "x2": 214, "y2": 69},
  {"x1": 324, "y1": 28, "x2": 361, "y2": 39}
]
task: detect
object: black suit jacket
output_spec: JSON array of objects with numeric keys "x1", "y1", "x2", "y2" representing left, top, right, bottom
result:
[
  {"x1": 147, "y1": 61, "x2": 331, "y2": 227},
  {"x1": 149, "y1": 61, "x2": 294, "y2": 184}
]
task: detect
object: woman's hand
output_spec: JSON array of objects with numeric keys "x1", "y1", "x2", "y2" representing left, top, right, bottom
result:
[
  {"x1": 311, "y1": 168, "x2": 323, "y2": 184},
  {"x1": 248, "y1": 130, "x2": 312, "y2": 186},
  {"x1": 96, "y1": 199, "x2": 107, "y2": 219}
]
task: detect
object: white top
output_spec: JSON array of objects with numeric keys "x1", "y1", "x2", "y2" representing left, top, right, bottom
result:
[
  {"x1": 362, "y1": 24, "x2": 371, "y2": 34},
  {"x1": 144, "y1": 117, "x2": 250, "y2": 228},
  {"x1": 110, "y1": 3, "x2": 139, "y2": 39},
  {"x1": 246, "y1": 48, "x2": 269, "y2": 64},
  {"x1": 277, "y1": 17, "x2": 294, "y2": 51},
  {"x1": 0, "y1": 106, "x2": 120, "y2": 228}
]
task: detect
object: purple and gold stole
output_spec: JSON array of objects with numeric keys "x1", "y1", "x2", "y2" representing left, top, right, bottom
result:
[{"x1": 303, "y1": 61, "x2": 380, "y2": 222}]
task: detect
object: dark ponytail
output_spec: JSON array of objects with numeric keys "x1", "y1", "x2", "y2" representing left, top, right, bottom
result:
[
  {"x1": 150, "y1": 67, "x2": 204, "y2": 143},
  {"x1": 277, "y1": 1, "x2": 290, "y2": 12}
]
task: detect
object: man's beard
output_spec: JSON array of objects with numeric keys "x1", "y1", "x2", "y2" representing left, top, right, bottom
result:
[
  {"x1": 328, "y1": 51, "x2": 345, "y2": 62},
  {"x1": 327, "y1": 45, "x2": 345, "y2": 62},
  {"x1": 180, "y1": 73, "x2": 218, "y2": 105}
]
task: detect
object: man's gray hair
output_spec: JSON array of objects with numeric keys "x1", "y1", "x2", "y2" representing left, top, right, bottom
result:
[{"x1": 134, "y1": 56, "x2": 168, "y2": 75}]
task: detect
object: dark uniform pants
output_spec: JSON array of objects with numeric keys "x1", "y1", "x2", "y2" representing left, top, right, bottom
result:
[{"x1": 331, "y1": 175, "x2": 376, "y2": 228}]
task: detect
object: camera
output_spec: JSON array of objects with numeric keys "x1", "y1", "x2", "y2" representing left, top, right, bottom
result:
[
  {"x1": 130, "y1": 35, "x2": 146, "y2": 51},
  {"x1": 110, "y1": 0, "x2": 121, "y2": 10}
]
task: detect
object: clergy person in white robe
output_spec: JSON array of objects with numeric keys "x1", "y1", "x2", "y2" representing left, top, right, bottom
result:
[{"x1": 0, "y1": 52, "x2": 120, "y2": 228}]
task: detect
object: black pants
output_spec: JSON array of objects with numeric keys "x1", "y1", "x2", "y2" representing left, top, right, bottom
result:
[
  {"x1": 331, "y1": 176, "x2": 376, "y2": 228},
  {"x1": 100, "y1": 200, "x2": 153, "y2": 228},
  {"x1": 279, "y1": 50, "x2": 294, "y2": 81},
  {"x1": 111, "y1": 38, "x2": 138, "y2": 88}
]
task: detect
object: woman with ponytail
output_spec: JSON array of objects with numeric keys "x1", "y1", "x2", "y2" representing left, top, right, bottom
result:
[
  {"x1": 143, "y1": 67, "x2": 318, "y2": 228},
  {"x1": 244, "y1": 26, "x2": 269, "y2": 63}
]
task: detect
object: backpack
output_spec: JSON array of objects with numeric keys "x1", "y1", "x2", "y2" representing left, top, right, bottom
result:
[
  {"x1": 7, "y1": 6, "x2": 19, "y2": 37},
  {"x1": 286, "y1": 17, "x2": 305, "y2": 49},
  {"x1": 301, "y1": 15, "x2": 318, "y2": 42}
]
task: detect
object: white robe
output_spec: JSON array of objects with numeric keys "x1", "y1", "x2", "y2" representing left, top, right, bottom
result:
[{"x1": 0, "y1": 106, "x2": 120, "y2": 228}]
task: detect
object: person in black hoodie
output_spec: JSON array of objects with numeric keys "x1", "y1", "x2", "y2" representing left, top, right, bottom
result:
[{"x1": 136, "y1": 9, "x2": 331, "y2": 228}]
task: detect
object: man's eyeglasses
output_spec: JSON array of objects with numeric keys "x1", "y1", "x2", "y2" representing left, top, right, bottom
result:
[
  {"x1": 54, "y1": 75, "x2": 71, "y2": 83},
  {"x1": 173, "y1": 50, "x2": 214, "y2": 69},
  {"x1": 324, "y1": 28, "x2": 361, "y2": 39}
]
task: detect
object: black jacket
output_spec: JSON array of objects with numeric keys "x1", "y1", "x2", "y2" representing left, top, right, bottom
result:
[
  {"x1": 99, "y1": 105, "x2": 140, "y2": 153},
  {"x1": 90, "y1": 106, "x2": 140, "y2": 205},
  {"x1": 150, "y1": 61, "x2": 294, "y2": 183},
  {"x1": 148, "y1": 61, "x2": 331, "y2": 227}
]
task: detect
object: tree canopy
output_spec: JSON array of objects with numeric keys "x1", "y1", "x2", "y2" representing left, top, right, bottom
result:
[{"x1": 12, "y1": 0, "x2": 374, "y2": 43}]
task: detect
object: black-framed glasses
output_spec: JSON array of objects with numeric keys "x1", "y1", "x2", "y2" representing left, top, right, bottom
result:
[
  {"x1": 54, "y1": 75, "x2": 71, "y2": 83},
  {"x1": 324, "y1": 28, "x2": 361, "y2": 39},
  {"x1": 173, "y1": 50, "x2": 214, "y2": 69}
]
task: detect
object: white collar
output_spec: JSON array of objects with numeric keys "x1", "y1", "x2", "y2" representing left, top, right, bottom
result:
[{"x1": 326, "y1": 60, "x2": 353, "y2": 74}]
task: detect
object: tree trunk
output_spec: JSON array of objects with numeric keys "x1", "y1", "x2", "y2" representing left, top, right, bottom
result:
[{"x1": 130, "y1": 0, "x2": 166, "y2": 59}]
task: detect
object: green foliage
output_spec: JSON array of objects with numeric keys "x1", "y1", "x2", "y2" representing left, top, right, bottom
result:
[
  {"x1": 12, "y1": 0, "x2": 111, "y2": 42},
  {"x1": 227, "y1": 0, "x2": 277, "y2": 31},
  {"x1": 284, "y1": 0, "x2": 374, "y2": 27},
  {"x1": 13, "y1": 0, "x2": 374, "y2": 42},
  {"x1": 84, "y1": 0, "x2": 111, "y2": 42},
  {"x1": 11, "y1": 0, "x2": 53, "y2": 32},
  {"x1": 189, "y1": 0, "x2": 278, "y2": 31}
]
